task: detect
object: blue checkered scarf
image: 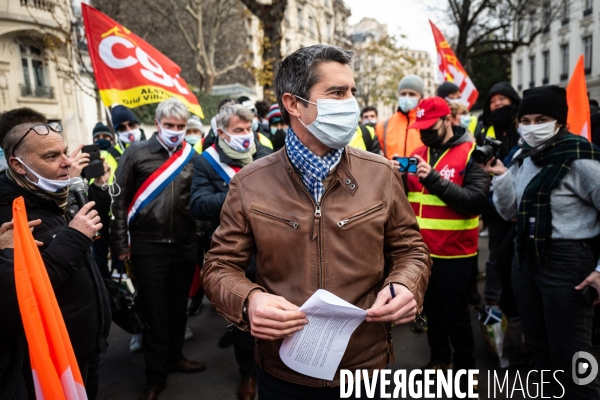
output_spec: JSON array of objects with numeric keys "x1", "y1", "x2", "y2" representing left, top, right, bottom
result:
[{"x1": 285, "y1": 128, "x2": 343, "y2": 203}]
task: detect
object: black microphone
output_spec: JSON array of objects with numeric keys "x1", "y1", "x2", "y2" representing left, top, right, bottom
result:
[{"x1": 70, "y1": 177, "x2": 101, "y2": 240}]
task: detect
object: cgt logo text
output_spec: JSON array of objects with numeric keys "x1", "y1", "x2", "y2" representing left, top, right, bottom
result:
[{"x1": 339, "y1": 352, "x2": 598, "y2": 399}]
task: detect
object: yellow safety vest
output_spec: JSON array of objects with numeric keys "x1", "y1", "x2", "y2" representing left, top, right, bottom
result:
[
  {"x1": 349, "y1": 125, "x2": 376, "y2": 151},
  {"x1": 258, "y1": 133, "x2": 273, "y2": 149}
]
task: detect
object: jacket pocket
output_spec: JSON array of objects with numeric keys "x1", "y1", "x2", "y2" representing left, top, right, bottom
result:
[
  {"x1": 250, "y1": 207, "x2": 299, "y2": 229},
  {"x1": 337, "y1": 202, "x2": 384, "y2": 228}
]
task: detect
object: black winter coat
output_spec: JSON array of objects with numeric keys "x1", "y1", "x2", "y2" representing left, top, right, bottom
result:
[
  {"x1": 190, "y1": 138, "x2": 272, "y2": 238},
  {"x1": 0, "y1": 173, "x2": 111, "y2": 363}
]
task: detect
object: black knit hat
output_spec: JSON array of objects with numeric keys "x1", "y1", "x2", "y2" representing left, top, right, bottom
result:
[
  {"x1": 518, "y1": 85, "x2": 568, "y2": 124},
  {"x1": 437, "y1": 81, "x2": 460, "y2": 98},
  {"x1": 482, "y1": 82, "x2": 521, "y2": 124},
  {"x1": 111, "y1": 105, "x2": 139, "y2": 131},
  {"x1": 92, "y1": 122, "x2": 113, "y2": 139}
]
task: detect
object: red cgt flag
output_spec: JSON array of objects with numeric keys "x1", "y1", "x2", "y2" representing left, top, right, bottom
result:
[
  {"x1": 566, "y1": 55, "x2": 591, "y2": 141},
  {"x1": 429, "y1": 21, "x2": 479, "y2": 109},
  {"x1": 13, "y1": 197, "x2": 87, "y2": 400},
  {"x1": 82, "y1": 3, "x2": 203, "y2": 118}
]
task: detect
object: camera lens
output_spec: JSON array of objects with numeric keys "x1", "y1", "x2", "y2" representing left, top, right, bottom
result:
[{"x1": 472, "y1": 145, "x2": 494, "y2": 164}]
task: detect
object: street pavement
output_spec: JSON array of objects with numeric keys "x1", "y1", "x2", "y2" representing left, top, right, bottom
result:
[{"x1": 95, "y1": 239, "x2": 554, "y2": 399}]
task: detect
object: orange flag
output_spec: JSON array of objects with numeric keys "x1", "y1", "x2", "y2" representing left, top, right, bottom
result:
[
  {"x1": 429, "y1": 21, "x2": 479, "y2": 109},
  {"x1": 12, "y1": 197, "x2": 87, "y2": 400},
  {"x1": 566, "y1": 55, "x2": 591, "y2": 141}
]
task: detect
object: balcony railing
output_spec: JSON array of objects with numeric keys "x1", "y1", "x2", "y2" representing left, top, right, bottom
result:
[
  {"x1": 20, "y1": 84, "x2": 54, "y2": 98},
  {"x1": 20, "y1": 0, "x2": 55, "y2": 12}
]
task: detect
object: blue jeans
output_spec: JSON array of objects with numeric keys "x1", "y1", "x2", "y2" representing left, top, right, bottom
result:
[{"x1": 513, "y1": 240, "x2": 600, "y2": 399}]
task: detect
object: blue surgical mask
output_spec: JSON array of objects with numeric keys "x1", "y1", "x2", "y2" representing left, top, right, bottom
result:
[
  {"x1": 252, "y1": 119, "x2": 259, "y2": 132},
  {"x1": 398, "y1": 97, "x2": 418, "y2": 113},
  {"x1": 185, "y1": 134, "x2": 202, "y2": 145},
  {"x1": 295, "y1": 95, "x2": 360, "y2": 149},
  {"x1": 459, "y1": 115, "x2": 473, "y2": 129}
]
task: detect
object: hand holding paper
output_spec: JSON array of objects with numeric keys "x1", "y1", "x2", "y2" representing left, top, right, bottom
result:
[
  {"x1": 279, "y1": 290, "x2": 367, "y2": 381},
  {"x1": 366, "y1": 283, "x2": 417, "y2": 325}
]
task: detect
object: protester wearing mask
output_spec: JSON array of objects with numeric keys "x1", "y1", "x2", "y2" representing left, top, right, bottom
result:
[
  {"x1": 406, "y1": 98, "x2": 489, "y2": 383},
  {"x1": 0, "y1": 121, "x2": 111, "y2": 399},
  {"x1": 449, "y1": 102, "x2": 476, "y2": 136},
  {"x1": 185, "y1": 116, "x2": 204, "y2": 153},
  {"x1": 237, "y1": 96, "x2": 274, "y2": 150},
  {"x1": 360, "y1": 106, "x2": 378, "y2": 126},
  {"x1": 109, "y1": 105, "x2": 145, "y2": 163},
  {"x1": 111, "y1": 98, "x2": 204, "y2": 400},
  {"x1": 266, "y1": 104, "x2": 288, "y2": 151},
  {"x1": 482, "y1": 85, "x2": 600, "y2": 399},
  {"x1": 437, "y1": 81, "x2": 462, "y2": 102},
  {"x1": 347, "y1": 106, "x2": 381, "y2": 154},
  {"x1": 201, "y1": 45, "x2": 432, "y2": 398},
  {"x1": 375, "y1": 74, "x2": 425, "y2": 159},
  {"x1": 202, "y1": 99, "x2": 236, "y2": 151},
  {"x1": 190, "y1": 104, "x2": 272, "y2": 400},
  {"x1": 477, "y1": 82, "x2": 522, "y2": 310}
]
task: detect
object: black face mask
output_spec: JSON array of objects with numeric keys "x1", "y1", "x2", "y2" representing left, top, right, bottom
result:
[
  {"x1": 94, "y1": 138, "x2": 112, "y2": 150},
  {"x1": 420, "y1": 126, "x2": 444, "y2": 148},
  {"x1": 488, "y1": 105, "x2": 518, "y2": 132}
]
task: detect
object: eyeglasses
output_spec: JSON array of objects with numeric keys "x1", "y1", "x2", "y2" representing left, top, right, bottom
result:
[{"x1": 12, "y1": 122, "x2": 63, "y2": 156}]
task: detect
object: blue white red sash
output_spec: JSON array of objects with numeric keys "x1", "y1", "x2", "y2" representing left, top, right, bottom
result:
[
  {"x1": 127, "y1": 141, "x2": 194, "y2": 225},
  {"x1": 201, "y1": 145, "x2": 241, "y2": 184}
]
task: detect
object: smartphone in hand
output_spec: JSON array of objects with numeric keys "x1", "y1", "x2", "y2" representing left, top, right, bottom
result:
[{"x1": 394, "y1": 157, "x2": 418, "y2": 173}]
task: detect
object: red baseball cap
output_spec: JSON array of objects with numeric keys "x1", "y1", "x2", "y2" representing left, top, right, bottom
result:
[{"x1": 408, "y1": 97, "x2": 451, "y2": 130}]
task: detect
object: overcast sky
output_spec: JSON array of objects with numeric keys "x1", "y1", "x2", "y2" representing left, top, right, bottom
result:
[{"x1": 345, "y1": 0, "x2": 451, "y2": 64}]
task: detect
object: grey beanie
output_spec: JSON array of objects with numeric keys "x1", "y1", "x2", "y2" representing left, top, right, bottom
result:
[{"x1": 398, "y1": 75, "x2": 425, "y2": 97}]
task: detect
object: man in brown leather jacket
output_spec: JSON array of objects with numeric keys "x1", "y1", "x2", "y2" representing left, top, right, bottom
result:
[
  {"x1": 202, "y1": 45, "x2": 432, "y2": 399},
  {"x1": 111, "y1": 98, "x2": 204, "y2": 400}
]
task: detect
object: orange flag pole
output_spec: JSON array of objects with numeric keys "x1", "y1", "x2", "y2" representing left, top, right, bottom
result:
[
  {"x1": 566, "y1": 55, "x2": 591, "y2": 141},
  {"x1": 13, "y1": 196, "x2": 87, "y2": 400}
]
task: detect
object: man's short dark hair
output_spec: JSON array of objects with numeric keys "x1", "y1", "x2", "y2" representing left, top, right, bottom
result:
[
  {"x1": 255, "y1": 100, "x2": 269, "y2": 119},
  {"x1": 0, "y1": 108, "x2": 47, "y2": 148},
  {"x1": 275, "y1": 45, "x2": 354, "y2": 125},
  {"x1": 361, "y1": 106, "x2": 378, "y2": 118}
]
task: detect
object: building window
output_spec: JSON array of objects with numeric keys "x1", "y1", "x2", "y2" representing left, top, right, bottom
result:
[
  {"x1": 529, "y1": 55, "x2": 536, "y2": 88},
  {"x1": 326, "y1": 18, "x2": 332, "y2": 42},
  {"x1": 562, "y1": 0, "x2": 570, "y2": 25},
  {"x1": 517, "y1": 19, "x2": 525, "y2": 39},
  {"x1": 583, "y1": 36, "x2": 592, "y2": 75},
  {"x1": 542, "y1": 50, "x2": 550, "y2": 84},
  {"x1": 560, "y1": 43, "x2": 569, "y2": 81},
  {"x1": 517, "y1": 60, "x2": 523, "y2": 91},
  {"x1": 584, "y1": 0, "x2": 593, "y2": 16},
  {"x1": 20, "y1": 44, "x2": 53, "y2": 98},
  {"x1": 542, "y1": 2, "x2": 551, "y2": 34},
  {"x1": 297, "y1": 7, "x2": 303, "y2": 31},
  {"x1": 309, "y1": 16, "x2": 315, "y2": 38}
]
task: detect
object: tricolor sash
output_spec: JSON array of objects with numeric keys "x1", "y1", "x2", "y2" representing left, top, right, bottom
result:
[
  {"x1": 127, "y1": 141, "x2": 194, "y2": 225},
  {"x1": 201, "y1": 145, "x2": 241, "y2": 184}
]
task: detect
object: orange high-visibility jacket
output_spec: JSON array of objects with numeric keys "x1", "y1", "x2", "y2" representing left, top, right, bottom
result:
[{"x1": 375, "y1": 110, "x2": 423, "y2": 159}]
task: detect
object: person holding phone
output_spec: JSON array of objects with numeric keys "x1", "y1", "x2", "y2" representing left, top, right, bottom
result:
[
  {"x1": 404, "y1": 97, "x2": 489, "y2": 386},
  {"x1": 481, "y1": 86, "x2": 600, "y2": 398}
]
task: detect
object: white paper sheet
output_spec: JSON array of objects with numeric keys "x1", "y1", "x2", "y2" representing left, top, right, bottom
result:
[{"x1": 279, "y1": 289, "x2": 367, "y2": 380}]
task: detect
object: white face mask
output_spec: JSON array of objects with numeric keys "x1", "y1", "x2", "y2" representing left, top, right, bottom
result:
[
  {"x1": 518, "y1": 120, "x2": 559, "y2": 148},
  {"x1": 296, "y1": 96, "x2": 360, "y2": 149},
  {"x1": 398, "y1": 97, "x2": 419, "y2": 113},
  {"x1": 222, "y1": 129, "x2": 255, "y2": 152},
  {"x1": 15, "y1": 157, "x2": 70, "y2": 192},
  {"x1": 118, "y1": 128, "x2": 141, "y2": 144},
  {"x1": 459, "y1": 115, "x2": 472, "y2": 129},
  {"x1": 158, "y1": 122, "x2": 186, "y2": 148},
  {"x1": 363, "y1": 119, "x2": 377, "y2": 125}
]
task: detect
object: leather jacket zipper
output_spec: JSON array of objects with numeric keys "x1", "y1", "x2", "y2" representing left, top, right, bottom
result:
[
  {"x1": 337, "y1": 203, "x2": 384, "y2": 228},
  {"x1": 250, "y1": 208, "x2": 299, "y2": 229}
]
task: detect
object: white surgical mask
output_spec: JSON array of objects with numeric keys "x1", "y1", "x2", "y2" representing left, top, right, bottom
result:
[
  {"x1": 251, "y1": 119, "x2": 259, "y2": 132},
  {"x1": 222, "y1": 129, "x2": 255, "y2": 152},
  {"x1": 363, "y1": 119, "x2": 377, "y2": 125},
  {"x1": 118, "y1": 128, "x2": 141, "y2": 144},
  {"x1": 518, "y1": 120, "x2": 559, "y2": 148},
  {"x1": 185, "y1": 134, "x2": 202, "y2": 145},
  {"x1": 15, "y1": 157, "x2": 70, "y2": 192},
  {"x1": 295, "y1": 96, "x2": 360, "y2": 149},
  {"x1": 158, "y1": 122, "x2": 186, "y2": 148},
  {"x1": 398, "y1": 97, "x2": 419, "y2": 113},
  {"x1": 459, "y1": 115, "x2": 473, "y2": 129}
]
